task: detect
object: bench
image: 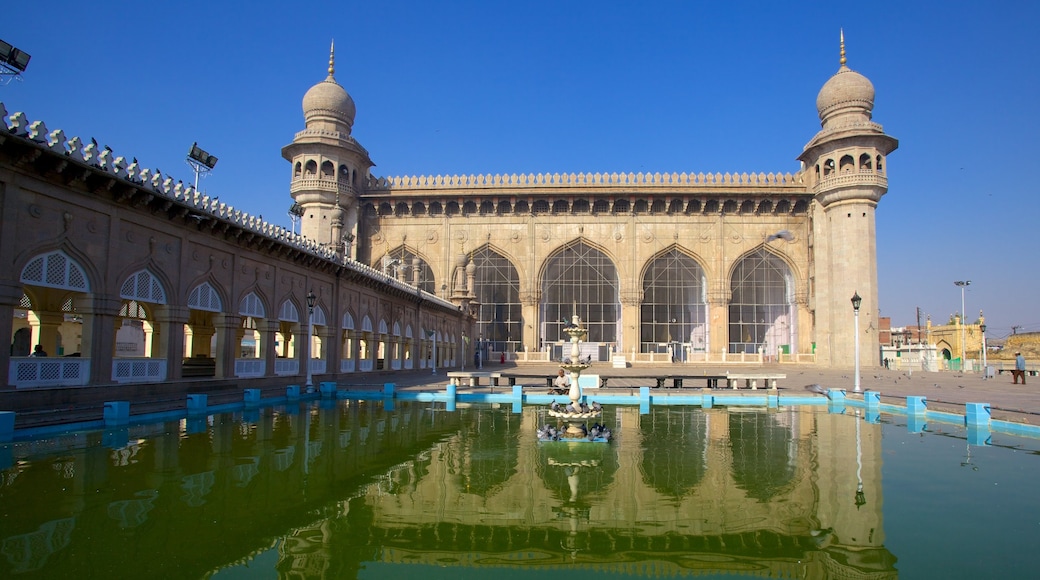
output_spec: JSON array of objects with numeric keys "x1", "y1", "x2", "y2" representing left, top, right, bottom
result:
[
  {"x1": 446, "y1": 371, "x2": 499, "y2": 387},
  {"x1": 499, "y1": 374, "x2": 556, "y2": 389},
  {"x1": 996, "y1": 369, "x2": 1038, "y2": 376},
  {"x1": 725, "y1": 373, "x2": 785, "y2": 389}
]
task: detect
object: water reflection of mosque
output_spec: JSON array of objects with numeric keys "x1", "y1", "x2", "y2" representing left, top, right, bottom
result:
[
  {"x1": 0, "y1": 402, "x2": 897, "y2": 579},
  {"x1": 337, "y1": 405, "x2": 897, "y2": 578}
]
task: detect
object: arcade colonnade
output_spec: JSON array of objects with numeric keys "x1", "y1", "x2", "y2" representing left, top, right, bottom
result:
[
  {"x1": 373, "y1": 237, "x2": 809, "y2": 363},
  {"x1": 6, "y1": 248, "x2": 462, "y2": 387}
]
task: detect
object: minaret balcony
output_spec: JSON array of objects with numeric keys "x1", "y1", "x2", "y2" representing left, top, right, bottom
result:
[
  {"x1": 813, "y1": 171, "x2": 887, "y2": 194},
  {"x1": 291, "y1": 178, "x2": 356, "y2": 197}
]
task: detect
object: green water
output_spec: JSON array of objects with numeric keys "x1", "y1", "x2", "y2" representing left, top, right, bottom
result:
[{"x1": 1, "y1": 401, "x2": 1038, "y2": 579}]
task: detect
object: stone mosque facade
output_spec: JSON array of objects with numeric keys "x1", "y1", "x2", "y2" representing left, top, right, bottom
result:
[{"x1": 287, "y1": 36, "x2": 897, "y2": 368}]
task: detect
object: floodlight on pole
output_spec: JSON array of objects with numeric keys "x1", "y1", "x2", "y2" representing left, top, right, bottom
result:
[
  {"x1": 288, "y1": 202, "x2": 304, "y2": 235},
  {"x1": 0, "y1": 39, "x2": 31, "y2": 85},
  {"x1": 186, "y1": 142, "x2": 218, "y2": 190},
  {"x1": 954, "y1": 281, "x2": 971, "y2": 369}
]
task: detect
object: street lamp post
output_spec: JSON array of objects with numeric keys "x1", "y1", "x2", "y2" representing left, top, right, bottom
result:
[
  {"x1": 980, "y1": 323, "x2": 988, "y2": 378},
  {"x1": 954, "y1": 280, "x2": 971, "y2": 370},
  {"x1": 852, "y1": 292, "x2": 862, "y2": 393},
  {"x1": 305, "y1": 290, "x2": 316, "y2": 393}
]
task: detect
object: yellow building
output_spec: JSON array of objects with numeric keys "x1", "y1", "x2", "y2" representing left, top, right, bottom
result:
[{"x1": 927, "y1": 312, "x2": 985, "y2": 370}]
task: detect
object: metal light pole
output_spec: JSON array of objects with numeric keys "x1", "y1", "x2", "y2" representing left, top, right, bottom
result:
[
  {"x1": 305, "y1": 290, "x2": 316, "y2": 393},
  {"x1": 425, "y1": 329, "x2": 436, "y2": 375},
  {"x1": 954, "y1": 281, "x2": 971, "y2": 369},
  {"x1": 980, "y1": 323, "x2": 988, "y2": 378},
  {"x1": 852, "y1": 292, "x2": 862, "y2": 393},
  {"x1": 461, "y1": 331, "x2": 466, "y2": 371}
]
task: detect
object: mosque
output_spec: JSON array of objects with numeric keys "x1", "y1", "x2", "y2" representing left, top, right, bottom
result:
[
  {"x1": 287, "y1": 33, "x2": 897, "y2": 367},
  {"x1": 1, "y1": 34, "x2": 895, "y2": 394}
]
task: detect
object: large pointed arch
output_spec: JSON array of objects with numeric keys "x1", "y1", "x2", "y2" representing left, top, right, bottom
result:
[
  {"x1": 379, "y1": 244, "x2": 435, "y2": 293},
  {"x1": 639, "y1": 246, "x2": 708, "y2": 356},
  {"x1": 239, "y1": 290, "x2": 267, "y2": 318},
  {"x1": 471, "y1": 244, "x2": 522, "y2": 351},
  {"x1": 540, "y1": 240, "x2": 619, "y2": 345},
  {"x1": 728, "y1": 248, "x2": 796, "y2": 354}
]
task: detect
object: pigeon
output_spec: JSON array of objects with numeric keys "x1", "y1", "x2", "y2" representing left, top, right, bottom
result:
[
  {"x1": 804, "y1": 384, "x2": 831, "y2": 398},
  {"x1": 766, "y1": 230, "x2": 794, "y2": 242},
  {"x1": 550, "y1": 401, "x2": 560, "y2": 412},
  {"x1": 591, "y1": 401, "x2": 602, "y2": 412},
  {"x1": 579, "y1": 402, "x2": 589, "y2": 413},
  {"x1": 565, "y1": 403, "x2": 577, "y2": 414}
]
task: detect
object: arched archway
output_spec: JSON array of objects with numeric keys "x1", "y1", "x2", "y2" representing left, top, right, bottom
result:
[
  {"x1": 728, "y1": 248, "x2": 796, "y2": 356},
  {"x1": 640, "y1": 248, "x2": 708, "y2": 360},
  {"x1": 540, "y1": 241, "x2": 619, "y2": 358},
  {"x1": 472, "y1": 245, "x2": 521, "y2": 353}
]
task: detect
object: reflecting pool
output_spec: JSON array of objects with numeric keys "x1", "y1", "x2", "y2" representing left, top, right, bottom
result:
[{"x1": 1, "y1": 400, "x2": 1039, "y2": 578}]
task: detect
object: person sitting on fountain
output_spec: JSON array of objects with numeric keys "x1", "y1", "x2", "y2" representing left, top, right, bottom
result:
[{"x1": 550, "y1": 369, "x2": 571, "y2": 395}]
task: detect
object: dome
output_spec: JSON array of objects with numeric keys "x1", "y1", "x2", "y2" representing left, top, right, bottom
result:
[
  {"x1": 301, "y1": 42, "x2": 356, "y2": 129},
  {"x1": 302, "y1": 78, "x2": 356, "y2": 123},
  {"x1": 815, "y1": 65, "x2": 874, "y2": 119}
]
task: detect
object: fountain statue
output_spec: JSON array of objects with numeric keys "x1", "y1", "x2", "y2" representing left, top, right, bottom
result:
[{"x1": 539, "y1": 315, "x2": 612, "y2": 443}]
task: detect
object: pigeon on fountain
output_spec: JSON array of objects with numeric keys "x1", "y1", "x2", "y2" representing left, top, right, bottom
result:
[
  {"x1": 562, "y1": 357, "x2": 572, "y2": 365},
  {"x1": 591, "y1": 401, "x2": 602, "y2": 412},
  {"x1": 579, "y1": 354, "x2": 592, "y2": 364},
  {"x1": 599, "y1": 425, "x2": 612, "y2": 440},
  {"x1": 537, "y1": 424, "x2": 551, "y2": 440},
  {"x1": 565, "y1": 403, "x2": 577, "y2": 414},
  {"x1": 579, "y1": 402, "x2": 589, "y2": 413},
  {"x1": 588, "y1": 425, "x2": 601, "y2": 440},
  {"x1": 550, "y1": 401, "x2": 560, "y2": 412}
]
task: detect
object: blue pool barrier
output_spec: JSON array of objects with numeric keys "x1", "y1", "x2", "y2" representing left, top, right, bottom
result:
[
  {"x1": 0, "y1": 411, "x2": 14, "y2": 443},
  {"x1": 907, "y1": 396, "x2": 927, "y2": 415},
  {"x1": 965, "y1": 402, "x2": 990, "y2": 426},
  {"x1": 244, "y1": 389, "x2": 261, "y2": 406},
  {"x1": 446, "y1": 383, "x2": 457, "y2": 412},
  {"x1": 319, "y1": 381, "x2": 337, "y2": 398},
  {"x1": 864, "y1": 391, "x2": 881, "y2": 409},
  {"x1": 187, "y1": 394, "x2": 208, "y2": 415},
  {"x1": 383, "y1": 383, "x2": 396, "y2": 397},
  {"x1": 286, "y1": 385, "x2": 300, "y2": 400},
  {"x1": 104, "y1": 401, "x2": 130, "y2": 426}
]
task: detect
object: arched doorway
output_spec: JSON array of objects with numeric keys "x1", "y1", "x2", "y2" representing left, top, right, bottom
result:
[
  {"x1": 640, "y1": 248, "x2": 708, "y2": 361},
  {"x1": 728, "y1": 249, "x2": 796, "y2": 356},
  {"x1": 540, "y1": 241, "x2": 619, "y2": 360}
]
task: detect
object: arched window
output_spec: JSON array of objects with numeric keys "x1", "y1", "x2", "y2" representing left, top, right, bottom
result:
[
  {"x1": 304, "y1": 160, "x2": 317, "y2": 176},
  {"x1": 859, "y1": 153, "x2": 873, "y2": 170},
  {"x1": 839, "y1": 155, "x2": 855, "y2": 173},
  {"x1": 321, "y1": 160, "x2": 334, "y2": 178},
  {"x1": 294, "y1": 162, "x2": 302, "y2": 179},
  {"x1": 641, "y1": 249, "x2": 707, "y2": 354},
  {"x1": 541, "y1": 242, "x2": 619, "y2": 345},
  {"x1": 187, "y1": 281, "x2": 222, "y2": 312},
  {"x1": 728, "y1": 249, "x2": 795, "y2": 355},
  {"x1": 21, "y1": 250, "x2": 90, "y2": 292},
  {"x1": 472, "y1": 246, "x2": 522, "y2": 352},
  {"x1": 120, "y1": 269, "x2": 166, "y2": 304}
]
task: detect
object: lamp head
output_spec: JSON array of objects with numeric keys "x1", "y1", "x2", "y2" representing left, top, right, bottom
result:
[
  {"x1": 851, "y1": 292, "x2": 862, "y2": 311},
  {"x1": 306, "y1": 289, "x2": 316, "y2": 309}
]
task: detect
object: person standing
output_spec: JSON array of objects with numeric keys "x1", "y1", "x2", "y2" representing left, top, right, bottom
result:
[
  {"x1": 1013, "y1": 352, "x2": 1027, "y2": 385},
  {"x1": 30, "y1": 344, "x2": 47, "y2": 357}
]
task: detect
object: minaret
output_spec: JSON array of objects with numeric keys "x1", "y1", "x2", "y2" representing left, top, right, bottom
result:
[
  {"x1": 282, "y1": 42, "x2": 374, "y2": 259},
  {"x1": 798, "y1": 32, "x2": 898, "y2": 368}
]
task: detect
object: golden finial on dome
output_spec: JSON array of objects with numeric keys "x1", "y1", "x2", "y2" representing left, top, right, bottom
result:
[
  {"x1": 328, "y1": 40, "x2": 335, "y2": 77},
  {"x1": 836, "y1": 28, "x2": 844, "y2": 67}
]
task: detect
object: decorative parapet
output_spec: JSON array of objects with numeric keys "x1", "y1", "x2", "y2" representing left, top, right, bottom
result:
[
  {"x1": 813, "y1": 171, "x2": 888, "y2": 193},
  {"x1": 290, "y1": 178, "x2": 356, "y2": 197},
  {"x1": 802, "y1": 121, "x2": 888, "y2": 151},
  {"x1": 0, "y1": 102, "x2": 458, "y2": 313},
  {"x1": 367, "y1": 170, "x2": 805, "y2": 191}
]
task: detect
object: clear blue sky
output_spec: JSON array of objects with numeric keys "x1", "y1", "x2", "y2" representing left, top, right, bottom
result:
[{"x1": 4, "y1": 1, "x2": 1037, "y2": 339}]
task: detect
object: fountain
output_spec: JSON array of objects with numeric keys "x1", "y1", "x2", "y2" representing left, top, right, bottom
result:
[{"x1": 539, "y1": 314, "x2": 612, "y2": 443}]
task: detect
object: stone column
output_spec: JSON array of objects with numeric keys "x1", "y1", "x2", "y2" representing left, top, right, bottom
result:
[
  {"x1": 214, "y1": 314, "x2": 241, "y2": 379},
  {"x1": 154, "y1": 305, "x2": 188, "y2": 380},
  {"x1": 263, "y1": 320, "x2": 279, "y2": 377},
  {"x1": 0, "y1": 281, "x2": 21, "y2": 388},
  {"x1": 519, "y1": 290, "x2": 540, "y2": 353},
  {"x1": 321, "y1": 326, "x2": 337, "y2": 375},
  {"x1": 75, "y1": 293, "x2": 121, "y2": 384},
  {"x1": 619, "y1": 290, "x2": 642, "y2": 355}
]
